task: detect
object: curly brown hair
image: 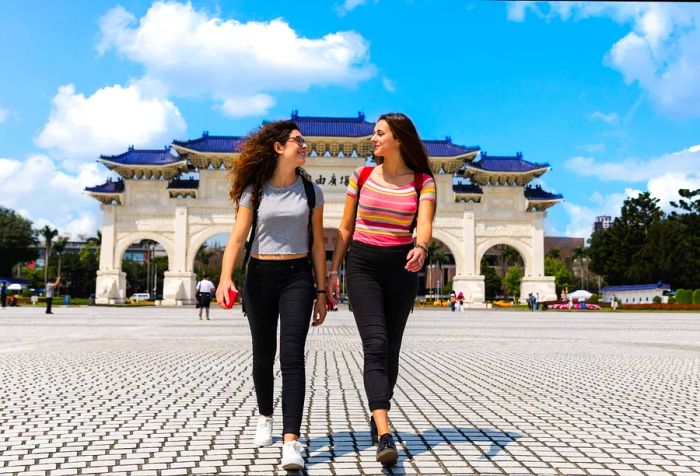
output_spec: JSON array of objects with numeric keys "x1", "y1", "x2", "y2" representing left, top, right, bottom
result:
[{"x1": 228, "y1": 120, "x2": 310, "y2": 211}]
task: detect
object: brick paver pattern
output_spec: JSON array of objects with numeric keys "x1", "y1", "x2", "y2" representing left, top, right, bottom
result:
[{"x1": 1, "y1": 306, "x2": 699, "y2": 475}]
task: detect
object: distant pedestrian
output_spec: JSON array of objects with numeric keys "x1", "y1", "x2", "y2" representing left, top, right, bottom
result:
[
  {"x1": 449, "y1": 290, "x2": 457, "y2": 312},
  {"x1": 457, "y1": 292, "x2": 465, "y2": 312},
  {"x1": 1, "y1": 282, "x2": 7, "y2": 308},
  {"x1": 196, "y1": 274, "x2": 216, "y2": 320},
  {"x1": 534, "y1": 293, "x2": 540, "y2": 311},
  {"x1": 527, "y1": 292, "x2": 533, "y2": 311},
  {"x1": 45, "y1": 276, "x2": 60, "y2": 314}
]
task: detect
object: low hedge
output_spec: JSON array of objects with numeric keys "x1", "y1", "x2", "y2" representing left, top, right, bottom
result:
[{"x1": 619, "y1": 303, "x2": 700, "y2": 311}]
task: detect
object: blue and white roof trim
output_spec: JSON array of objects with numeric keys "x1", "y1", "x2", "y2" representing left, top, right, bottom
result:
[
  {"x1": 291, "y1": 111, "x2": 374, "y2": 137},
  {"x1": 453, "y1": 183, "x2": 484, "y2": 194},
  {"x1": 601, "y1": 282, "x2": 671, "y2": 292},
  {"x1": 524, "y1": 185, "x2": 563, "y2": 201},
  {"x1": 172, "y1": 132, "x2": 245, "y2": 154},
  {"x1": 424, "y1": 137, "x2": 480, "y2": 158},
  {"x1": 98, "y1": 146, "x2": 184, "y2": 166},
  {"x1": 84, "y1": 178, "x2": 124, "y2": 194},
  {"x1": 468, "y1": 152, "x2": 550, "y2": 173}
]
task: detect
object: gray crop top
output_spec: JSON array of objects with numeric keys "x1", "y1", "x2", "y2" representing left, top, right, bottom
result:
[{"x1": 239, "y1": 176, "x2": 324, "y2": 255}]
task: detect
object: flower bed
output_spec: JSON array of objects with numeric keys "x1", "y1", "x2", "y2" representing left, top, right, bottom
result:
[
  {"x1": 619, "y1": 303, "x2": 700, "y2": 311},
  {"x1": 546, "y1": 303, "x2": 600, "y2": 310}
]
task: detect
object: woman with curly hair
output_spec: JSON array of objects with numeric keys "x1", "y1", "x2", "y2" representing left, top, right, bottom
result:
[
  {"x1": 327, "y1": 113, "x2": 436, "y2": 467},
  {"x1": 216, "y1": 120, "x2": 327, "y2": 471}
]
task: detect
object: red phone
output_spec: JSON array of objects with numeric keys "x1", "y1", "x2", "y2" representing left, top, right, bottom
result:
[
  {"x1": 221, "y1": 288, "x2": 238, "y2": 309},
  {"x1": 326, "y1": 300, "x2": 335, "y2": 312}
]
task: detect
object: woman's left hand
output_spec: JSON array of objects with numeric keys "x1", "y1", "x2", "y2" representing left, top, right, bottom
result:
[
  {"x1": 312, "y1": 294, "x2": 328, "y2": 327},
  {"x1": 405, "y1": 246, "x2": 426, "y2": 273}
]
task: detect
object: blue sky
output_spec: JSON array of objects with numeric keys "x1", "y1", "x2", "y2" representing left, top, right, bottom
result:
[{"x1": 1, "y1": 1, "x2": 699, "y2": 240}]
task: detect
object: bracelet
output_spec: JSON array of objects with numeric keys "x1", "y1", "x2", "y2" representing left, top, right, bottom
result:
[
  {"x1": 328, "y1": 270, "x2": 339, "y2": 277},
  {"x1": 316, "y1": 289, "x2": 327, "y2": 294},
  {"x1": 414, "y1": 242, "x2": 429, "y2": 254}
]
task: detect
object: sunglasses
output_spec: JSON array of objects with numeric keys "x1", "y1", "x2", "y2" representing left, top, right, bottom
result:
[{"x1": 285, "y1": 136, "x2": 309, "y2": 147}]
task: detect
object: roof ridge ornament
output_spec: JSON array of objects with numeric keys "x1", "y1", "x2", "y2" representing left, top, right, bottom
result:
[{"x1": 358, "y1": 111, "x2": 365, "y2": 121}]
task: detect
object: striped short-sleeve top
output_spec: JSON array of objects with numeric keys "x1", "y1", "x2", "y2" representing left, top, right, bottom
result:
[{"x1": 347, "y1": 167, "x2": 436, "y2": 247}]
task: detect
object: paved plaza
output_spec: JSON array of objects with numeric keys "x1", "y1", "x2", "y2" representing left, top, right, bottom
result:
[{"x1": 1, "y1": 306, "x2": 699, "y2": 475}]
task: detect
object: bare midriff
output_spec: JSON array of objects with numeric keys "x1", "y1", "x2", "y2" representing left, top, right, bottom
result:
[{"x1": 251, "y1": 252, "x2": 308, "y2": 261}]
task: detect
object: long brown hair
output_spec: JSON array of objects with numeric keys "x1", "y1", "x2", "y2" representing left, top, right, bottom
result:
[
  {"x1": 228, "y1": 120, "x2": 309, "y2": 211},
  {"x1": 375, "y1": 113, "x2": 434, "y2": 179}
]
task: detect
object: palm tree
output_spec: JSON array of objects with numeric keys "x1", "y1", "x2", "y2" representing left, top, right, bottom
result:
[
  {"x1": 547, "y1": 247, "x2": 561, "y2": 260},
  {"x1": 572, "y1": 246, "x2": 587, "y2": 289},
  {"x1": 195, "y1": 243, "x2": 214, "y2": 277},
  {"x1": 86, "y1": 231, "x2": 102, "y2": 261},
  {"x1": 432, "y1": 249, "x2": 448, "y2": 297},
  {"x1": 426, "y1": 240, "x2": 441, "y2": 294},
  {"x1": 39, "y1": 225, "x2": 58, "y2": 284},
  {"x1": 53, "y1": 238, "x2": 67, "y2": 295}
]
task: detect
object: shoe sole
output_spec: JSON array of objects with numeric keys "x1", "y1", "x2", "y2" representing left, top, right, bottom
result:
[
  {"x1": 254, "y1": 438, "x2": 273, "y2": 447},
  {"x1": 376, "y1": 447, "x2": 398, "y2": 466},
  {"x1": 281, "y1": 461, "x2": 303, "y2": 470}
]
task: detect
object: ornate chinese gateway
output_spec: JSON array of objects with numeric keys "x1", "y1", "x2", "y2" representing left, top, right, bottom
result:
[{"x1": 85, "y1": 112, "x2": 561, "y2": 306}]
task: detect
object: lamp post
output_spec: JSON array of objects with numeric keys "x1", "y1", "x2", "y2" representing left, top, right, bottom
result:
[{"x1": 437, "y1": 279, "x2": 441, "y2": 303}]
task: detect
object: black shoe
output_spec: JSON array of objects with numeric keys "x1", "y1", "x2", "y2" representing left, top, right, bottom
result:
[
  {"x1": 370, "y1": 416, "x2": 378, "y2": 445},
  {"x1": 376, "y1": 433, "x2": 398, "y2": 466}
]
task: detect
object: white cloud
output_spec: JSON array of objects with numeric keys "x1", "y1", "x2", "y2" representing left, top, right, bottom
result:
[
  {"x1": 562, "y1": 188, "x2": 640, "y2": 239},
  {"x1": 97, "y1": 2, "x2": 376, "y2": 118},
  {"x1": 508, "y1": 2, "x2": 700, "y2": 118},
  {"x1": 382, "y1": 77, "x2": 396, "y2": 93},
  {"x1": 35, "y1": 83, "x2": 186, "y2": 161},
  {"x1": 564, "y1": 145, "x2": 700, "y2": 183},
  {"x1": 0, "y1": 154, "x2": 110, "y2": 239},
  {"x1": 0, "y1": 107, "x2": 8, "y2": 123},
  {"x1": 648, "y1": 171, "x2": 700, "y2": 213},
  {"x1": 577, "y1": 142, "x2": 606, "y2": 153},
  {"x1": 590, "y1": 111, "x2": 619, "y2": 124},
  {"x1": 336, "y1": 0, "x2": 371, "y2": 16},
  {"x1": 218, "y1": 94, "x2": 275, "y2": 118}
]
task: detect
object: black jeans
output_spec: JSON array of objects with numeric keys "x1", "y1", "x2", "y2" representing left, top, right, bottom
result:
[
  {"x1": 346, "y1": 241, "x2": 418, "y2": 412},
  {"x1": 46, "y1": 297, "x2": 53, "y2": 314},
  {"x1": 243, "y1": 257, "x2": 315, "y2": 436}
]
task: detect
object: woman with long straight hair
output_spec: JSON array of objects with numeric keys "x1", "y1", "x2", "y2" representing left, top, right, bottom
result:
[
  {"x1": 217, "y1": 120, "x2": 328, "y2": 471},
  {"x1": 327, "y1": 113, "x2": 436, "y2": 466}
]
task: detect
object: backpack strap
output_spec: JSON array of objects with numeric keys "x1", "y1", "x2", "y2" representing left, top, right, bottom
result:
[
  {"x1": 300, "y1": 175, "x2": 316, "y2": 254},
  {"x1": 410, "y1": 172, "x2": 424, "y2": 233},
  {"x1": 354, "y1": 166, "x2": 374, "y2": 219}
]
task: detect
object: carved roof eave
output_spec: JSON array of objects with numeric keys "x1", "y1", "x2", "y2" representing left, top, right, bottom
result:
[
  {"x1": 455, "y1": 193, "x2": 482, "y2": 203},
  {"x1": 83, "y1": 191, "x2": 122, "y2": 205},
  {"x1": 464, "y1": 166, "x2": 549, "y2": 186},
  {"x1": 97, "y1": 159, "x2": 188, "y2": 179},
  {"x1": 429, "y1": 157, "x2": 468, "y2": 174},
  {"x1": 526, "y1": 198, "x2": 562, "y2": 211},
  {"x1": 169, "y1": 191, "x2": 198, "y2": 199},
  {"x1": 171, "y1": 145, "x2": 239, "y2": 169}
]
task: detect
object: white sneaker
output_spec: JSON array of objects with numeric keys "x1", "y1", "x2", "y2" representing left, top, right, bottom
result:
[
  {"x1": 254, "y1": 416, "x2": 273, "y2": 446},
  {"x1": 281, "y1": 440, "x2": 304, "y2": 470}
]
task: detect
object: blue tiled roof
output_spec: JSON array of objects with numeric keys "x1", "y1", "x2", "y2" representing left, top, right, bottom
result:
[
  {"x1": 172, "y1": 132, "x2": 245, "y2": 153},
  {"x1": 85, "y1": 179, "x2": 124, "y2": 194},
  {"x1": 601, "y1": 282, "x2": 671, "y2": 292},
  {"x1": 290, "y1": 111, "x2": 374, "y2": 137},
  {"x1": 424, "y1": 138, "x2": 480, "y2": 157},
  {"x1": 168, "y1": 178, "x2": 199, "y2": 190},
  {"x1": 99, "y1": 146, "x2": 183, "y2": 166},
  {"x1": 469, "y1": 152, "x2": 549, "y2": 173},
  {"x1": 525, "y1": 185, "x2": 563, "y2": 200},
  {"x1": 453, "y1": 183, "x2": 483, "y2": 194}
]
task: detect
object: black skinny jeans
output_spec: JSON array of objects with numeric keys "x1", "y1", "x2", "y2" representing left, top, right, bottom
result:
[
  {"x1": 346, "y1": 241, "x2": 418, "y2": 412},
  {"x1": 243, "y1": 257, "x2": 315, "y2": 436}
]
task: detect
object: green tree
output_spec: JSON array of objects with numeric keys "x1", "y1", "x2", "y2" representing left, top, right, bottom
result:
[
  {"x1": 546, "y1": 247, "x2": 561, "y2": 260},
  {"x1": 195, "y1": 243, "x2": 214, "y2": 277},
  {"x1": 544, "y1": 256, "x2": 574, "y2": 296},
  {"x1": 38, "y1": 225, "x2": 58, "y2": 284},
  {"x1": 693, "y1": 289, "x2": 700, "y2": 305},
  {"x1": 588, "y1": 192, "x2": 664, "y2": 285},
  {"x1": 480, "y1": 256, "x2": 502, "y2": 301},
  {"x1": 0, "y1": 206, "x2": 37, "y2": 276},
  {"x1": 53, "y1": 238, "x2": 68, "y2": 294},
  {"x1": 503, "y1": 266, "x2": 523, "y2": 301}
]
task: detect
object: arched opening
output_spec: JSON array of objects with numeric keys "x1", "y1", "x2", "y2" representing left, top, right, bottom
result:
[
  {"x1": 120, "y1": 238, "x2": 170, "y2": 301},
  {"x1": 479, "y1": 244, "x2": 525, "y2": 301},
  {"x1": 423, "y1": 238, "x2": 457, "y2": 300}
]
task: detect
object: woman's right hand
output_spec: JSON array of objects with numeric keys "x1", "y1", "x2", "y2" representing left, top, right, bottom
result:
[
  {"x1": 216, "y1": 279, "x2": 237, "y2": 309},
  {"x1": 326, "y1": 274, "x2": 340, "y2": 307}
]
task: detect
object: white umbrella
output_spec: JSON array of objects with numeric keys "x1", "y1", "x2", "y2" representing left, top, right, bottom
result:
[
  {"x1": 7, "y1": 283, "x2": 22, "y2": 291},
  {"x1": 569, "y1": 289, "x2": 592, "y2": 300}
]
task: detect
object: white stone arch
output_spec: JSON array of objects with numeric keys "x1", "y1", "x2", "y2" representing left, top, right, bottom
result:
[
  {"x1": 431, "y1": 228, "x2": 465, "y2": 275},
  {"x1": 115, "y1": 232, "x2": 175, "y2": 267},
  {"x1": 476, "y1": 237, "x2": 532, "y2": 278},
  {"x1": 187, "y1": 225, "x2": 232, "y2": 273}
]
